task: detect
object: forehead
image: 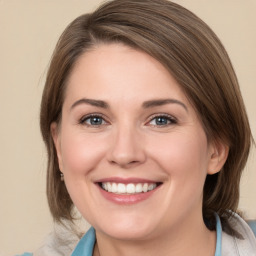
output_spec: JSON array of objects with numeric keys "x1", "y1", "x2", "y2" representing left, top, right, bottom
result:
[{"x1": 64, "y1": 43, "x2": 189, "y2": 108}]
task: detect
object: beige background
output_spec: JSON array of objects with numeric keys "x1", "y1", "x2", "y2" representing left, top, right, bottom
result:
[{"x1": 0, "y1": 1, "x2": 255, "y2": 255}]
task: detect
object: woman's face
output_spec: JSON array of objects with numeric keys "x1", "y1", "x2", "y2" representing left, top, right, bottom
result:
[{"x1": 52, "y1": 43, "x2": 224, "y2": 240}]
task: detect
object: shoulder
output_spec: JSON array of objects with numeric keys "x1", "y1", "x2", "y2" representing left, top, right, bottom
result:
[
  {"x1": 16, "y1": 225, "x2": 92, "y2": 256},
  {"x1": 32, "y1": 225, "x2": 95, "y2": 256},
  {"x1": 222, "y1": 213, "x2": 256, "y2": 256},
  {"x1": 32, "y1": 225, "x2": 81, "y2": 256}
]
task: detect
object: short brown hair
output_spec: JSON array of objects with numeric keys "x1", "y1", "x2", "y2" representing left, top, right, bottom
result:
[{"x1": 40, "y1": 0, "x2": 252, "y2": 233}]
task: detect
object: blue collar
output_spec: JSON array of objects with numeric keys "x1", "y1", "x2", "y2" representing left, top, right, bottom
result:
[
  {"x1": 72, "y1": 214, "x2": 222, "y2": 256},
  {"x1": 71, "y1": 227, "x2": 96, "y2": 256},
  {"x1": 215, "y1": 213, "x2": 222, "y2": 256}
]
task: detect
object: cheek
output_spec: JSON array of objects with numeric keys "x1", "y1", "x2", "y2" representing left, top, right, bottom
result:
[
  {"x1": 149, "y1": 130, "x2": 210, "y2": 219},
  {"x1": 59, "y1": 129, "x2": 107, "y2": 175},
  {"x1": 148, "y1": 129, "x2": 209, "y2": 184}
]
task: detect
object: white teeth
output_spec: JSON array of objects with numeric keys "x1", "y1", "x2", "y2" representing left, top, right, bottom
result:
[
  {"x1": 102, "y1": 183, "x2": 107, "y2": 190},
  {"x1": 148, "y1": 184, "x2": 157, "y2": 191},
  {"x1": 117, "y1": 183, "x2": 126, "y2": 193},
  {"x1": 101, "y1": 182, "x2": 158, "y2": 194},
  {"x1": 142, "y1": 183, "x2": 148, "y2": 192},
  {"x1": 126, "y1": 184, "x2": 135, "y2": 194},
  {"x1": 107, "y1": 182, "x2": 112, "y2": 192},
  {"x1": 135, "y1": 183, "x2": 143, "y2": 193},
  {"x1": 111, "y1": 183, "x2": 117, "y2": 193}
]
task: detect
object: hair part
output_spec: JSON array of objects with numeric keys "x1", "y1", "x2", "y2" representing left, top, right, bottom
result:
[{"x1": 40, "y1": 0, "x2": 252, "y2": 235}]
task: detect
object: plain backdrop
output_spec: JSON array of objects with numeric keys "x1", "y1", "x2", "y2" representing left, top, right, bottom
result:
[{"x1": 0, "y1": 1, "x2": 255, "y2": 255}]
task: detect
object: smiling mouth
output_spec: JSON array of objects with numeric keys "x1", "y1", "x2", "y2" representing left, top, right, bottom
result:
[{"x1": 99, "y1": 182, "x2": 162, "y2": 194}]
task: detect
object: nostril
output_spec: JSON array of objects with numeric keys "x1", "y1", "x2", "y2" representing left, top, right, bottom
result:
[{"x1": 109, "y1": 159, "x2": 140, "y2": 167}]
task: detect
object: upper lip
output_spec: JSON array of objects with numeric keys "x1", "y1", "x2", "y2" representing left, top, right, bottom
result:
[{"x1": 95, "y1": 177, "x2": 162, "y2": 184}]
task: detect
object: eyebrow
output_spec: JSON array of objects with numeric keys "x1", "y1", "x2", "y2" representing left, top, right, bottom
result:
[
  {"x1": 70, "y1": 98, "x2": 187, "y2": 112},
  {"x1": 70, "y1": 98, "x2": 109, "y2": 110},
  {"x1": 142, "y1": 99, "x2": 188, "y2": 111}
]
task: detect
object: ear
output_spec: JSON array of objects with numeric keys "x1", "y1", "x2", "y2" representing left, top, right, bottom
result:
[
  {"x1": 207, "y1": 140, "x2": 229, "y2": 175},
  {"x1": 51, "y1": 122, "x2": 63, "y2": 172}
]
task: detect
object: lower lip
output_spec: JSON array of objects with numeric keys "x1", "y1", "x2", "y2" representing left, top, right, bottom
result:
[{"x1": 98, "y1": 184, "x2": 161, "y2": 204}]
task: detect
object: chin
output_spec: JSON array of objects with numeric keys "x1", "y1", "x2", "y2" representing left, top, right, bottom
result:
[{"x1": 94, "y1": 216, "x2": 158, "y2": 241}]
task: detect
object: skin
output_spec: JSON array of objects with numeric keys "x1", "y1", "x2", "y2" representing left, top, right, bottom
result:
[{"x1": 52, "y1": 43, "x2": 228, "y2": 256}]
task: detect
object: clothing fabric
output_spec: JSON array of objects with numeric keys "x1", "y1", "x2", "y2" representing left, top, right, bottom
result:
[
  {"x1": 222, "y1": 214, "x2": 256, "y2": 255},
  {"x1": 248, "y1": 220, "x2": 256, "y2": 237},
  {"x1": 71, "y1": 228, "x2": 95, "y2": 256},
  {"x1": 19, "y1": 213, "x2": 256, "y2": 256}
]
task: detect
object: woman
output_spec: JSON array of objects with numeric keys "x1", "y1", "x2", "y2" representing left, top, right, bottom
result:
[{"x1": 23, "y1": 0, "x2": 256, "y2": 255}]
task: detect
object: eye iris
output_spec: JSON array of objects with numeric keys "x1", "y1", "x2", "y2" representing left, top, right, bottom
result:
[
  {"x1": 156, "y1": 117, "x2": 168, "y2": 125},
  {"x1": 90, "y1": 117, "x2": 102, "y2": 125}
]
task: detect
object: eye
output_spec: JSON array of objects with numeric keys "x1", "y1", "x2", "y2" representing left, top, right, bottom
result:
[
  {"x1": 80, "y1": 114, "x2": 107, "y2": 127},
  {"x1": 148, "y1": 114, "x2": 177, "y2": 126}
]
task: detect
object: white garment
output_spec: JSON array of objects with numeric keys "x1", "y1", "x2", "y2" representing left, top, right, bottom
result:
[
  {"x1": 33, "y1": 225, "x2": 79, "y2": 256},
  {"x1": 222, "y1": 213, "x2": 256, "y2": 256}
]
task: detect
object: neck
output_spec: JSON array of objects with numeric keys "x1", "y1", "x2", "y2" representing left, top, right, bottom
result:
[{"x1": 93, "y1": 213, "x2": 216, "y2": 256}]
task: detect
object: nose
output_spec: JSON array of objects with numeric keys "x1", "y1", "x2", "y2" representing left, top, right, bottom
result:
[{"x1": 107, "y1": 124, "x2": 146, "y2": 168}]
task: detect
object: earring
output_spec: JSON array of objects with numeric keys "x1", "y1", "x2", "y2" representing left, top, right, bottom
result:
[{"x1": 60, "y1": 172, "x2": 64, "y2": 181}]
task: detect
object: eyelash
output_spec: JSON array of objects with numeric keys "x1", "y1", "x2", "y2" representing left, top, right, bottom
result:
[
  {"x1": 79, "y1": 114, "x2": 107, "y2": 127},
  {"x1": 78, "y1": 113, "x2": 177, "y2": 128},
  {"x1": 147, "y1": 113, "x2": 177, "y2": 127}
]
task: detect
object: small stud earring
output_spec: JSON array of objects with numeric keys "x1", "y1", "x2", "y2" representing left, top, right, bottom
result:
[{"x1": 60, "y1": 172, "x2": 64, "y2": 181}]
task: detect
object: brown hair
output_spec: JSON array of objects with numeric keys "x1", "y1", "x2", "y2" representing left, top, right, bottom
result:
[{"x1": 40, "y1": 0, "x2": 252, "y2": 234}]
